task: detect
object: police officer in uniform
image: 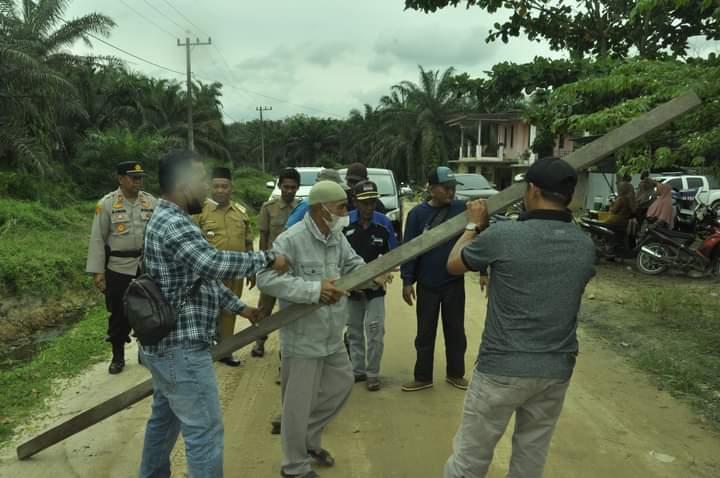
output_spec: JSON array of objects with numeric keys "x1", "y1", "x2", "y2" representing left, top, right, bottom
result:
[
  {"x1": 86, "y1": 161, "x2": 156, "y2": 374},
  {"x1": 251, "y1": 167, "x2": 301, "y2": 357},
  {"x1": 195, "y1": 167, "x2": 254, "y2": 367}
]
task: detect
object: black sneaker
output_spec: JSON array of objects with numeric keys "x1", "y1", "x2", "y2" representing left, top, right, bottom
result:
[{"x1": 354, "y1": 373, "x2": 367, "y2": 383}]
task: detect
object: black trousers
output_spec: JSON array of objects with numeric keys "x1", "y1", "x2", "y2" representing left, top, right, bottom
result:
[
  {"x1": 105, "y1": 268, "x2": 136, "y2": 346},
  {"x1": 414, "y1": 280, "x2": 467, "y2": 382}
]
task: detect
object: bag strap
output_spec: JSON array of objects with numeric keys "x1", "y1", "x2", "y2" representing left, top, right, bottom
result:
[{"x1": 424, "y1": 205, "x2": 451, "y2": 231}]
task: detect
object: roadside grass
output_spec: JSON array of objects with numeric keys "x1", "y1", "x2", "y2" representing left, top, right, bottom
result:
[
  {"x1": 582, "y1": 269, "x2": 720, "y2": 429},
  {"x1": 0, "y1": 306, "x2": 109, "y2": 446},
  {"x1": 0, "y1": 198, "x2": 95, "y2": 297}
]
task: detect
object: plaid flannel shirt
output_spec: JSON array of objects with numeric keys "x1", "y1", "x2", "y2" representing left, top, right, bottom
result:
[{"x1": 142, "y1": 199, "x2": 270, "y2": 352}]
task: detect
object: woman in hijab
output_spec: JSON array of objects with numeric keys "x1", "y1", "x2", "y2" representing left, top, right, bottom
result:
[
  {"x1": 604, "y1": 181, "x2": 636, "y2": 228},
  {"x1": 647, "y1": 182, "x2": 674, "y2": 229}
]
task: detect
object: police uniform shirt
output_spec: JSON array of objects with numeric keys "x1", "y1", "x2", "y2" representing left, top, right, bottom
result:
[
  {"x1": 258, "y1": 197, "x2": 300, "y2": 245},
  {"x1": 86, "y1": 189, "x2": 157, "y2": 276}
]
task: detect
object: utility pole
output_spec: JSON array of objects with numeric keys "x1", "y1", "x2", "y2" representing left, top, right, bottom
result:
[
  {"x1": 177, "y1": 37, "x2": 211, "y2": 151},
  {"x1": 256, "y1": 106, "x2": 272, "y2": 172}
]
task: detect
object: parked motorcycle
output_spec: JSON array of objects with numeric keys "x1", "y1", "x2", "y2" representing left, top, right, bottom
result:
[
  {"x1": 636, "y1": 189, "x2": 720, "y2": 276},
  {"x1": 579, "y1": 217, "x2": 635, "y2": 261}
]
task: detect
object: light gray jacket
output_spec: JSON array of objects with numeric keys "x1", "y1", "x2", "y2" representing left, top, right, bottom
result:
[{"x1": 257, "y1": 214, "x2": 366, "y2": 358}]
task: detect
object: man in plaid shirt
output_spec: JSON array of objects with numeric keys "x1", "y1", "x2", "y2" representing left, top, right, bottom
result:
[{"x1": 138, "y1": 150, "x2": 289, "y2": 478}]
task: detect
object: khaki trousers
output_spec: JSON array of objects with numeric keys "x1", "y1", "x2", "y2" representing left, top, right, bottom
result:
[
  {"x1": 444, "y1": 369, "x2": 570, "y2": 478},
  {"x1": 218, "y1": 279, "x2": 243, "y2": 358}
]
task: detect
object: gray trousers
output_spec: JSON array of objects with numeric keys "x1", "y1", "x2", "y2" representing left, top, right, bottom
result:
[
  {"x1": 347, "y1": 296, "x2": 386, "y2": 378},
  {"x1": 444, "y1": 369, "x2": 570, "y2": 478},
  {"x1": 281, "y1": 350, "x2": 354, "y2": 475}
]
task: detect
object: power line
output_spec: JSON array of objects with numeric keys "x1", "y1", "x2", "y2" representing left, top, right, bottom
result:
[
  {"x1": 118, "y1": 0, "x2": 176, "y2": 40},
  {"x1": 82, "y1": 31, "x2": 185, "y2": 76},
  {"x1": 142, "y1": 0, "x2": 187, "y2": 33},
  {"x1": 159, "y1": 0, "x2": 210, "y2": 38}
]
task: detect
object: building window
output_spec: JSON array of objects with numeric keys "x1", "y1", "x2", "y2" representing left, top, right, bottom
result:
[
  {"x1": 468, "y1": 166, "x2": 477, "y2": 173},
  {"x1": 503, "y1": 127, "x2": 508, "y2": 146},
  {"x1": 510, "y1": 125, "x2": 515, "y2": 148},
  {"x1": 558, "y1": 134, "x2": 565, "y2": 149}
]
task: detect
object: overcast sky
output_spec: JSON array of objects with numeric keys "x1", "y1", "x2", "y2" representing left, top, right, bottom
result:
[{"x1": 66, "y1": 0, "x2": 719, "y2": 122}]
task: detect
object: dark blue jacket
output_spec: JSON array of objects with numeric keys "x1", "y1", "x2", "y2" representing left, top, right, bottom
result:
[{"x1": 401, "y1": 200, "x2": 466, "y2": 289}]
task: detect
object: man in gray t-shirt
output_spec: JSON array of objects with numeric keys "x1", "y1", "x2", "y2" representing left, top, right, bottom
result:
[{"x1": 444, "y1": 157, "x2": 595, "y2": 478}]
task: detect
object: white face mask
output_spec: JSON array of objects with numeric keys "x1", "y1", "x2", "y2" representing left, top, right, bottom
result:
[{"x1": 322, "y1": 205, "x2": 350, "y2": 233}]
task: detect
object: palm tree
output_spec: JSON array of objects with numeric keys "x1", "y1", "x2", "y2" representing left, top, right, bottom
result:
[
  {"x1": 0, "y1": 0, "x2": 115, "y2": 174},
  {"x1": 371, "y1": 66, "x2": 461, "y2": 182}
]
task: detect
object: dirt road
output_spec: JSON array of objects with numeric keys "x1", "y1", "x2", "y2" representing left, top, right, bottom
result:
[{"x1": 2, "y1": 278, "x2": 720, "y2": 477}]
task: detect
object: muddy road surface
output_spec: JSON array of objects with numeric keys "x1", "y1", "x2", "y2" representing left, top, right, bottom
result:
[{"x1": 1, "y1": 278, "x2": 719, "y2": 477}]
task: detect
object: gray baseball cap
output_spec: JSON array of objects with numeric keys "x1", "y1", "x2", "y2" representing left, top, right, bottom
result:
[{"x1": 316, "y1": 168, "x2": 350, "y2": 190}]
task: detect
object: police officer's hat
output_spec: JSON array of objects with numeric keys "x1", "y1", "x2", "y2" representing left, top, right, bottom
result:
[{"x1": 117, "y1": 161, "x2": 146, "y2": 177}]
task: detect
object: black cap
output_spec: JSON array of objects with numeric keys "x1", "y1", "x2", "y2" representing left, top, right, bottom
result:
[
  {"x1": 428, "y1": 166, "x2": 462, "y2": 186},
  {"x1": 352, "y1": 180, "x2": 380, "y2": 201},
  {"x1": 211, "y1": 167, "x2": 232, "y2": 180},
  {"x1": 346, "y1": 162, "x2": 368, "y2": 183},
  {"x1": 525, "y1": 157, "x2": 577, "y2": 199},
  {"x1": 117, "y1": 161, "x2": 145, "y2": 177}
]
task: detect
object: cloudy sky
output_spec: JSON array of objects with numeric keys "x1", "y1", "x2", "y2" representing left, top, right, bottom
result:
[{"x1": 66, "y1": 0, "x2": 719, "y2": 122}]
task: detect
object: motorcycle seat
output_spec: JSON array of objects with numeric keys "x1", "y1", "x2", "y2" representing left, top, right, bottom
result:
[{"x1": 654, "y1": 228, "x2": 695, "y2": 245}]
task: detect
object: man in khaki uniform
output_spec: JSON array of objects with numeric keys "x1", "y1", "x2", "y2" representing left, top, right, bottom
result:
[
  {"x1": 86, "y1": 161, "x2": 156, "y2": 374},
  {"x1": 195, "y1": 167, "x2": 254, "y2": 366},
  {"x1": 251, "y1": 167, "x2": 301, "y2": 358}
]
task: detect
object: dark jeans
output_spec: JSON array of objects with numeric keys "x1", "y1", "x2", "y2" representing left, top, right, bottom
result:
[
  {"x1": 414, "y1": 280, "x2": 467, "y2": 382},
  {"x1": 105, "y1": 268, "x2": 136, "y2": 345}
]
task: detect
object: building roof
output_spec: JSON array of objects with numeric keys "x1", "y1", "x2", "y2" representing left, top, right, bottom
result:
[{"x1": 446, "y1": 111, "x2": 525, "y2": 127}]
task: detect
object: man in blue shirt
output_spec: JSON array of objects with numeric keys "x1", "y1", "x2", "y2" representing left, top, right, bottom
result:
[
  {"x1": 401, "y1": 166, "x2": 468, "y2": 392},
  {"x1": 343, "y1": 180, "x2": 397, "y2": 391}
]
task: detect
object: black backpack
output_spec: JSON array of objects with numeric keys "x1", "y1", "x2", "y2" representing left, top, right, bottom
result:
[{"x1": 124, "y1": 274, "x2": 201, "y2": 346}]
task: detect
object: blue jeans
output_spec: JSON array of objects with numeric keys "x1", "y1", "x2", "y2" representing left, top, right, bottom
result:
[{"x1": 139, "y1": 343, "x2": 224, "y2": 478}]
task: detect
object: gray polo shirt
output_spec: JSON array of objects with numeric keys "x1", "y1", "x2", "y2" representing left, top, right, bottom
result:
[{"x1": 461, "y1": 209, "x2": 595, "y2": 379}]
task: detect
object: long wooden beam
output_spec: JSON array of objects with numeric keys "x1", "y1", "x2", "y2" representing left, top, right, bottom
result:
[{"x1": 16, "y1": 91, "x2": 701, "y2": 460}]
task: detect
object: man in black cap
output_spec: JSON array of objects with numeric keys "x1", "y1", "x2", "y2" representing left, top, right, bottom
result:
[
  {"x1": 346, "y1": 162, "x2": 387, "y2": 214},
  {"x1": 344, "y1": 180, "x2": 398, "y2": 391},
  {"x1": 86, "y1": 161, "x2": 156, "y2": 374},
  {"x1": 194, "y1": 166, "x2": 254, "y2": 366},
  {"x1": 400, "y1": 166, "x2": 469, "y2": 392},
  {"x1": 443, "y1": 157, "x2": 595, "y2": 478}
]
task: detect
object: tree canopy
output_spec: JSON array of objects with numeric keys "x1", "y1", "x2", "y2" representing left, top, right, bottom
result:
[{"x1": 405, "y1": 0, "x2": 720, "y2": 59}]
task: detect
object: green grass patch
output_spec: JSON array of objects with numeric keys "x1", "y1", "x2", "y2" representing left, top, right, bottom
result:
[
  {"x1": 232, "y1": 166, "x2": 273, "y2": 212},
  {"x1": 0, "y1": 306, "x2": 109, "y2": 445},
  {"x1": 0, "y1": 198, "x2": 94, "y2": 297},
  {"x1": 582, "y1": 268, "x2": 720, "y2": 429}
]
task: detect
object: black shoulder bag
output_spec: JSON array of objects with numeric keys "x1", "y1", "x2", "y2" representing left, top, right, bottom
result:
[{"x1": 124, "y1": 275, "x2": 202, "y2": 346}]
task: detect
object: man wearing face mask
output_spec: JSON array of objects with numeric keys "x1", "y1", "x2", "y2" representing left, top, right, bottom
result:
[
  {"x1": 257, "y1": 180, "x2": 390, "y2": 478},
  {"x1": 138, "y1": 151, "x2": 290, "y2": 478}
]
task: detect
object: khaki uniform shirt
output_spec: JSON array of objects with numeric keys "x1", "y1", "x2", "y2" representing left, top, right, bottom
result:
[
  {"x1": 258, "y1": 197, "x2": 300, "y2": 246},
  {"x1": 86, "y1": 189, "x2": 157, "y2": 276},
  {"x1": 194, "y1": 200, "x2": 253, "y2": 296}
]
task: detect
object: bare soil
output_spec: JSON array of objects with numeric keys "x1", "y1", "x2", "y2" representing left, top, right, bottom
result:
[{"x1": 1, "y1": 277, "x2": 719, "y2": 477}]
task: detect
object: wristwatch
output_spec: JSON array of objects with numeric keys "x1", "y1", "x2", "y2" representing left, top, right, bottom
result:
[{"x1": 465, "y1": 223, "x2": 485, "y2": 234}]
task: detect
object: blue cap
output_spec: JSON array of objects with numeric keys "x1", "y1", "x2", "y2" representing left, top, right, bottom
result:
[{"x1": 428, "y1": 166, "x2": 462, "y2": 186}]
